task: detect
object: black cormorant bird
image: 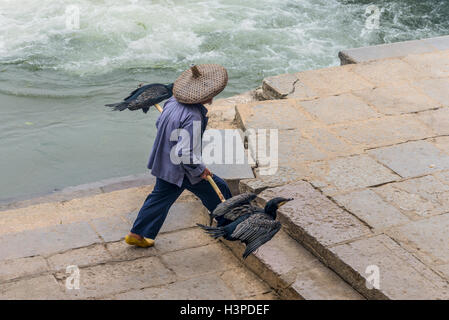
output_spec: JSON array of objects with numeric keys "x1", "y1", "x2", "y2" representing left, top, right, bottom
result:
[
  {"x1": 105, "y1": 83, "x2": 173, "y2": 113},
  {"x1": 198, "y1": 197, "x2": 293, "y2": 259},
  {"x1": 209, "y1": 192, "x2": 257, "y2": 226}
]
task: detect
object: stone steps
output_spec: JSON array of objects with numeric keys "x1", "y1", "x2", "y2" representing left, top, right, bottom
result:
[{"x1": 249, "y1": 180, "x2": 449, "y2": 300}]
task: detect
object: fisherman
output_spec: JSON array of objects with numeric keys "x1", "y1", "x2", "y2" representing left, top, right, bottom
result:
[{"x1": 125, "y1": 64, "x2": 232, "y2": 248}]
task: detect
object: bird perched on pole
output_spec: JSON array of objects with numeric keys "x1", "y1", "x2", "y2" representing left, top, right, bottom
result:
[
  {"x1": 105, "y1": 83, "x2": 173, "y2": 113},
  {"x1": 198, "y1": 197, "x2": 293, "y2": 259}
]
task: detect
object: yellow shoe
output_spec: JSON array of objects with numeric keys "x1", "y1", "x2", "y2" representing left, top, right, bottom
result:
[{"x1": 124, "y1": 235, "x2": 155, "y2": 248}]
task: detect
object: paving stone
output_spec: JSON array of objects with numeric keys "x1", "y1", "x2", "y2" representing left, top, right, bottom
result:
[
  {"x1": 258, "y1": 181, "x2": 371, "y2": 249},
  {"x1": 113, "y1": 273, "x2": 236, "y2": 300},
  {"x1": 368, "y1": 141, "x2": 449, "y2": 178},
  {"x1": 220, "y1": 267, "x2": 271, "y2": 298},
  {"x1": 0, "y1": 275, "x2": 64, "y2": 300},
  {"x1": 387, "y1": 213, "x2": 449, "y2": 266},
  {"x1": 0, "y1": 256, "x2": 48, "y2": 283},
  {"x1": 332, "y1": 115, "x2": 433, "y2": 148},
  {"x1": 277, "y1": 130, "x2": 329, "y2": 166},
  {"x1": 294, "y1": 65, "x2": 373, "y2": 97},
  {"x1": 246, "y1": 292, "x2": 279, "y2": 300},
  {"x1": 299, "y1": 93, "x2": 380, "y2": 125},
  {"x1": 339, "y1": 39, "x2": 437, "y2": 64},
  {"x1": 47, "y1": 244, "x2": 112, "y2": 271},
  {"x1": 0, "y1": 185, "x2": 153, "y2": 235},
  {"x1": 307, "y1": 155, "x2": 399, "y2": 192},
  {"x1": 106, "y1": 240, "x2": 158, "y2": 261},
  {"x1": 90, "y1": 215, "x2": 130, "y2": 242},
  {"x1": 431, "y1": 136, "x2": 449, "y2": 154},
  {"x1": 155, "y1": 228, "x2": 212, "y2": 254},
  {"x1": 291, "y1": 264, "x2": 363, "y2": 300},
  {"x1": 333, "y1": 189, "x2": 409, "y2": 230},
  {"x1": 303, "y1": 127, "x2": 361, "y2": 157},
  {"x1": 413, "y1": 78, "x2": 449, "y2": 107},
  {"x1": 161, "y1": 244, "x2": 240, "y2": 279},
  {"x1": 352, "y1": 83, "x2": 438, "y2": 115},
  {"x1": 236, "y1": 99, "x2": 317, "y2": 131},
  {"x1": 58, "y1": 256, "x2": 176, "y2": 299},
  {"x1": 239, "y1": 167, "x2": 304, "y2": 194},
  {"x1": 124, "y1": 201, "x2": 206, "y2": 235},
  {"x1": 403, "y1": 51, "x2": 449, "y2": 78},
  {"x1": 351, "y1": 59, "x2": 421, "y2": 86},
  {"x1": 262, "y1": 73, "x2": 305, "y2": 99},
  {"x1": 437, "y1": 264, "x2": 449, "y2": 281},
  {"x1": 329, "y1": 234, "x2": 449, "y2": 300},
  {"x1": 373, "y1": 175, "x2": 449, "y2": 218},
  {"x1": 416, "y1": 107, "x2": 449, "y2": 135},
  {"x1": 0, "y1": 221, "x2": 101, "y2": 261},
  {"x1": 423, "y1": 37, "x2": 449, "y2": 51}
]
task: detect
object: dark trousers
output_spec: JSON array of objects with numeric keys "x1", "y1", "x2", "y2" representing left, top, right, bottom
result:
[{"x1": 130, "y1": 175, "x2": 232, "y2": 239}]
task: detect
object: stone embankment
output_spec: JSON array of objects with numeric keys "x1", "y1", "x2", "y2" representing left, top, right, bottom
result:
[{"x1": 1, "y1": 35, "x2": 449, "y2": 299}]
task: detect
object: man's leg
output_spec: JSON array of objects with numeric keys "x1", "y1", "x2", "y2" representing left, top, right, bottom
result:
[
  {"x1": 185, "y1": 175, "x2": 232, "y2": 226},
  {"x1": 130, "y1": 178, "x2": 184, "y2": 240}
]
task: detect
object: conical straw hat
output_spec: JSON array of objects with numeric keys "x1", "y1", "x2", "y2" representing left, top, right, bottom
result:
[{"x1": 173, "y1": 64, "x2": 228, "y2": 104}]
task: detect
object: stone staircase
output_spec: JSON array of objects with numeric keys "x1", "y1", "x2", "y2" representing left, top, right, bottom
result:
[{"x1": 231, "y1": 47, "x2": 449, "y2": 299}]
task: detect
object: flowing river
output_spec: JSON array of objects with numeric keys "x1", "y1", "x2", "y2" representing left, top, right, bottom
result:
[{"x1": 0, "y1": 0, "x2": 448, "y2": 201}]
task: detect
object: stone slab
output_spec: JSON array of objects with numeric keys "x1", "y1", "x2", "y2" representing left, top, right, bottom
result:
[
  {"x1": 368, "y1": 140, "x2": 449, "y2": 178},
  {"x1": 0, "y1": 185, "x2": 153, "y2": 236},
  {"x1": 58, "y1": 256, "x2": 176, "y2": 299},
  {"x1": 262, "y1": 73, "x2": 302, "y2": 99},
  {"x1": 90, "y1": 215, "x2": 130, "y2": 242},
  {"x1": 303, "y1": 127, "x2": 360, "y2": 157},
  {"x1": 339, "y1": 39, "x2": 438, "y2": 64},
  {"x1": 160, "y1": 244, "x2": 240, "y2": 279},
  {"x1": 0, "y1": 256, "x2": 48, "y2": 283},
  {"x1": 47, "y1": 244, "x2": 112, "y2": 271},
  {"x1": 299, "y1": 93, "x2": 380, "y2": 125},
  {"x1": 105, "y1": 240, "x2": 158, "y2": 261},
  {"x1": 258, "y1": 181, "x2": 371, "y2": 250},
  {"x1": 387, "y1": 213, "x2": 449, "y2": 266},
  {"x1": 431, "y1": 136, "x2": 449, "y2": 154},
  {"x1": 239, "y1": 166, "x2": 304, "y2": 194},
  {"x1": 112, "y1": 273, "x2": 236, "y2": 300},
  {"x1": 351, "y1": 59, "x2": 421, "y2": 86},
  {"x1": 329, "y1": 234, "x2": 449, "y2": 300},
  {"x1": 155, "y1": 227, "x2": 212, "y2": 254},
  {"x1": 416, "y1": 107, "x2": 449, "y2": 135},
  {"x1": 124, "y1": 201, "x2": 206, "y2": 235},
  {"x1": 423, "y1": 37, "x2": 449, "y2": 51},
  {"x1": 373, "y1": 175, "x2": 449, "y2": 218},
  {"x1": 220, "y1": 267, "x2": 272, "y2": 299},
  {"x1": 413, "y1": 78, "x2": 449, "y2": 107},
  {"x1": 0, "y1": 221, "x2": 101, "y2": 261},
  {"x1": 331, "y1": 115, "x2": 433, "y2": 148},
  {"x1": 0, "y1": 275, "x2": 64, "y2": 300},
  {"x1": 294, "y1": 65, "x2": 374, "y2": 97},
  {"x1": 352, "y1": 83, "x2": 438, "y2": 115},
  {"x1": 291, "y1": 264, "x2": 363, "y2": 300},
  {"x1": 333, "y1": 189, "x2": 409, "y2": 231},
  {"x1": 307, "y1": 155, "x2": 399, "y2": 193},
  {"x1": 236, "y1": 99, "x2": 317, "y2": 131},
  {"x1": 403, "y1": 50, "x2": 449, "y2": 78}
]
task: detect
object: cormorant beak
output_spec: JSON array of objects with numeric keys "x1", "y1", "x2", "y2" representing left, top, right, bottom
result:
[{"x1": 277, "y1": 198, "x2": 294, "y2": 208}]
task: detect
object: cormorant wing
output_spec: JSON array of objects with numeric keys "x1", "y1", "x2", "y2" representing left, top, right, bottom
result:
[
  {"x1": 212, "y1": 193, "x2": 257, "y2": 220},
  {"x1": 224, "y1": 204, "x2": 262, "y2": 221},
  {"x1": 230, "y1": 214, "x2": 281, "y2": 259}
]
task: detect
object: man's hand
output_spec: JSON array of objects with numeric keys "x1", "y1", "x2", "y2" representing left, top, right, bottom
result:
[{"x1": 200, "y1": 168, "x2": 212, "y2": 180}]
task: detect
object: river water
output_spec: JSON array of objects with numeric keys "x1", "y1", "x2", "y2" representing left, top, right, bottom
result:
[{"x1": 0, "y1": 0, "x2": 448, "y2": 201}]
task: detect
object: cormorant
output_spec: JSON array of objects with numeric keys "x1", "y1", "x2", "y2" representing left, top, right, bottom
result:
[
  {"x1": 105, "y1": 83, "x2": 173, "y2": 113},
  {"x1": 198, "y1": 197, "x2": 293, "y2": 259},
  {"x1": 209, "y1": 192, "x2": 257, "y2": 226}
]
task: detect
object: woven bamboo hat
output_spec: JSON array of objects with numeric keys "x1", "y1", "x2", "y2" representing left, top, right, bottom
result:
[{"x1": 173, "y1": 64, "x2": 228, "y2": 104}]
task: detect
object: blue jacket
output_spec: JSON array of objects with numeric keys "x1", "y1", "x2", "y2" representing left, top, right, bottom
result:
[{"x1": 147, "y1": 96, "x2": 208, "y2": 187}]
